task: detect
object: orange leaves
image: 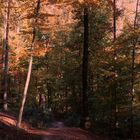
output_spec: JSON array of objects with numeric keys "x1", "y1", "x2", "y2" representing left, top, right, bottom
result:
[
  {"x1": 3, "y1": 0, "x2": 75, "y2": 75},
  {"x1": 33, "y1": 41, "x2": 51, "y2": 57},
  {"x1": 78, "y1": 0, "x2": 100, "y2": 5}
]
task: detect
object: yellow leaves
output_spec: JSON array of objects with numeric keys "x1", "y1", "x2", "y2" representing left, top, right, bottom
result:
[
  {"x1": 78, "y1": 0, "x2": 100, "y2": 5},
  {"x1": 8, "y1": 30, "x2": 29, "y2": 72},
  {"x1": 85, "y1": 0, "x2": 100, "y2": 4},
  {"x1": 33, "y1": 41, "x2": 51, "y2": 57},
  {"x1": 64, "y1": 48, "x2": 70, "y2": 52},
  {"x1": 9, "y1": 45, "x2": 28, "y2": 71},
  {"x1": 6, "y1": 0, "x2": 75, "y2": 73},
  {"x1": 78, "y1": 0, "x2": 116, "y2": 8},
  {"x1": 104, "y1": 46, "x2": 113, "y2": 53}
]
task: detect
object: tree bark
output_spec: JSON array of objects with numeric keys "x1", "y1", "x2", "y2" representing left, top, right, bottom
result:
[
  {"x1": 130, "y1": 0, "x2": 139, "y2": 138},
  {"x1": 110, "y1": 0, "x2": 117, "y2": 137},
  {"x1": 81, "y1": 6, "x2": 89, "y2": 126},
  {"x1": 113, "y1": 0, "x2": 117, "y2": 135},
  {"x1": 2, "y1": 0, "x2": 10, "y2": 111},
  {"x1": 16, "y1": 56, "x2": 33, "y2": 127},
  {"x1": 17, "y1": 0, "x2": 41, "y2": 128}
]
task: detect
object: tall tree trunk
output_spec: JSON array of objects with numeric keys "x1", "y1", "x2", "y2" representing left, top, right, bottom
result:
[
  {"x1": 17, "y1": 0, "x2": 41, "y2": 128},
  {"x1": 130, "y1": 0, "x2": 139, "y2": 138},
  {"x1": 2, "y1": 0, "x2": 10, "y2": 111},
  {"x1": 47, "y1": 84, "x2": 51, "y2": 109},
  {"x1": 112, "y1": 0, "x2": 117, "y2": 136},
  {"x1": 16, "y1": 56, "x2": 33, "y2": 127},
  {"x1": 81, "y1": 6, "x2": 89, "y2": 126}
]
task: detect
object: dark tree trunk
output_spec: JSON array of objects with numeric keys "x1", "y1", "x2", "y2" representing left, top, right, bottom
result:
[
  {"x1": 47, "y1": 84, "x2": 51, "y2": 109},
  {"x1": 81, "y1": 6, "x2": 89, "y2": 126},
  {"x1": 130, "y1": 0, "x2": 139, "y2": 138},
  {"x1": 111, "y1": 0, "x2": 117, "y2": 137},
  {"x1": 2, "y1": 0, "x2": 10, "y2": 111}
]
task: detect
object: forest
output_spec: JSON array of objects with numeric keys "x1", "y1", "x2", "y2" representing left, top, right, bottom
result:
[{"x1": 0, "y1": 0, "x2": 140, "y2": 140}]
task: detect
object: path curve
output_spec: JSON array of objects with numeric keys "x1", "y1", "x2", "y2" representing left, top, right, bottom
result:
[{"x1": 0, "y1": 112, "x2": 101, "y2": 140}]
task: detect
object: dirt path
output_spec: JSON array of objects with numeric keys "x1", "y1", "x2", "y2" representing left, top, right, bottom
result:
[
  {"x1": 0, "y1": 112, "x2": 102, "y2": 140},
  {"x1": 30, "y1": 127, "x2": 96, "y2": 140},
  {"x1": 51, "y1": 121, "x2": 65, "y2": 128}
]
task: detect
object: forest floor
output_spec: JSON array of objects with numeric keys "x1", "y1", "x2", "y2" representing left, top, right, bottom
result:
[{"x1": 0, "y1": 112, "x2": 107, "y2": 140}]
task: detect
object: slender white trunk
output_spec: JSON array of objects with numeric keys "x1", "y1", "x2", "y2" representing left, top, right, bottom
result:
[
  {"x1": 16, "y1": 0, "x2": 41, "y2": 128},
  {"x1": 16, "y1": 55, "x2": 33, "y2": 128}
]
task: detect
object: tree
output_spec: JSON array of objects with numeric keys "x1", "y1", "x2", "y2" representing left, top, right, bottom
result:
[
  {"x1": 81, "y1": 5, "x2": 89, "y2": 126},
  {"x1": 130, "y1": 0, "x2": 139, "y2": 138},
  {"x1": 2, "y1": 0, "x2": 11, "y2": 111},
  {"x1": 17, "y1": 0, "x2": 41, "y2": 128},
  {"x1": 112, "y1": 0, "x2": 117, "y2": 136}
]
